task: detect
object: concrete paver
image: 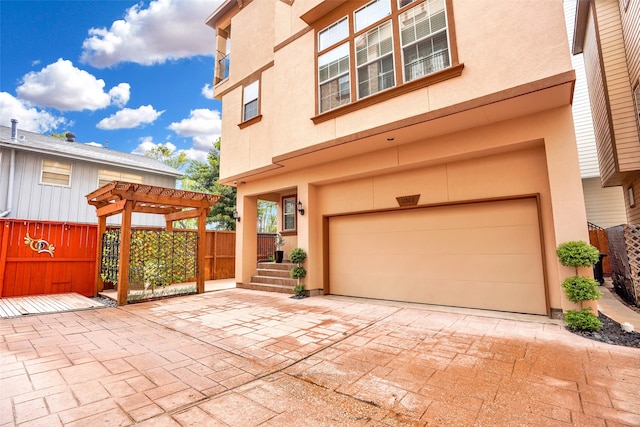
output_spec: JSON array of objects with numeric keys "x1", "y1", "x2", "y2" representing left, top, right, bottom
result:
[{"x1": 0, "y1": 288, "x2": 639, "y2": 426}]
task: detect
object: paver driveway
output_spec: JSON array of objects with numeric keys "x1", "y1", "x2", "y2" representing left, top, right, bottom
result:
[{"x1": 1, "y1": 289, "x2": 639, "y2": 426}]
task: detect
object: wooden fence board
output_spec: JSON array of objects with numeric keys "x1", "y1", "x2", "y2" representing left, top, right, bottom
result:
[{"x1": 589, "y1": 229, "x2": 612, "y2": 274}]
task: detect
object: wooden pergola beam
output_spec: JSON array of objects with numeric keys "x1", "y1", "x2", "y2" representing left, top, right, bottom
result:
[
  {"x1": 96, "y1": 200, "x2": 127, "y2": 217},
  {"x1": 164, "y1": 208, "x2": 205, "y2": 222}
]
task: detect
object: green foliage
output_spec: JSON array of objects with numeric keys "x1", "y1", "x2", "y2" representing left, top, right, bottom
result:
[
  {"x1": 144, "y1": 143, "x2": 189, "y2": 170},
  {"x1": 556, "y1": 241, "x2": 600, "y2": 268},
  {"x1": 564, "y1": 308, "x2": 603, "y2": 331},
  {"x1": 293, "y1": 283, "x2": 306, "y2": 297},
  {"x1": 100, "y1": 229, "x2": 197, "y2": 290},
  {"x1": 50, "y1": 131, "x2": 69, "y2": 139},
  {"x1": 291, "y1": 266, "x2": 307, "y2": 280},
  {"x1": 258, "y1": 200, "x2": 277, "y2": 233},
  {"x1": 274, "y1": 233, "x2": 285, "y2": 249},
  {"x1": 289, "y1": 248, "x2": 307, "y2": 265},
  {"x1": 561, "y1": 276, "x2": 601, "y2": 302},
  {"x1": 183, "y1": 139, "x2": 237, "y2": 231}
]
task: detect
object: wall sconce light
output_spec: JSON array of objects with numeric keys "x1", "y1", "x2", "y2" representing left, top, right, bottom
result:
[
  {"x1": 297, "y1": 200, "x2": 305, "y2": 215},
  {"x1": 232, "y1": 209, "x2": 241, "y2": 222}
]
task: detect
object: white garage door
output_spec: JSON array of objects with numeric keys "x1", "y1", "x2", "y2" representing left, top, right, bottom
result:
[{"x1": 329, "y1": 198, "x2": 547, "y2": 315}]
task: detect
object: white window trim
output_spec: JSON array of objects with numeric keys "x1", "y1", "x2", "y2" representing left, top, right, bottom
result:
[{"x1": 282, "y1": 195, "x2": 297, "y2": 232}]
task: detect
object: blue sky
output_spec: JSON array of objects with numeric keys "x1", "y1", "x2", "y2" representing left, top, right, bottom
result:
[{"x1": 0, "y1": 0, "x2": 223, "y2": 162}]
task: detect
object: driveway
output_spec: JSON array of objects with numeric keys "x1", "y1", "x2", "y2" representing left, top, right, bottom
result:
[{"x1": 1, "y1": 289, "x2": 639, "y2": 426}]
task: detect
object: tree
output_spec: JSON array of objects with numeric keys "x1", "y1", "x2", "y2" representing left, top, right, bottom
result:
[
  {"x1": 183, "y1": 139, "x2": 237, "y2": 230},
  {"x1": 257, "y1": 200, "x2": 277, "y2": 233},
  {"x1": 144, "y1": 144, "x2": 189, "y2": 170}
]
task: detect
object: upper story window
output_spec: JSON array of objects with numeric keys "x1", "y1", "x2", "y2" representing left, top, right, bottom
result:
[
  {"x1": 243, "y1": 80, "x2": 259, "y2": 121},
  {"x1": 315, "y1": 0, "x2": 457, "y2": 118},
  {"x1": 98, "y1": 169, "x2": 143, "y2": 188},
  {"x1": 41, "y1": 159, "x2": 71, "y2": 187},
  {"x1": 400, "y1": 0, "x2": 449, "y2": 82}
]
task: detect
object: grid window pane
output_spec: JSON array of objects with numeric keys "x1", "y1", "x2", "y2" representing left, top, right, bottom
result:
[
  {"x1": 243, "y1": 81, "x2": 259, "y2": 121},
  {"x1": 358, "y1": 54, "x2": 394, "y2": 98},
  {"x1": 283, "y1": 197, "x2": 296, "y2": 231}
]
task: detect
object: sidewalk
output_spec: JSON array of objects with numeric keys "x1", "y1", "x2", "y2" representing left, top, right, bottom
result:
[{"x1": 598, "y1": 278, "x2": 640, "y2": 330}]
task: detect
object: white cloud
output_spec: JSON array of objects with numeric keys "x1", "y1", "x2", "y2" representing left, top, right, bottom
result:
[
  {"x1": 167, "y1": 108, "x2": 220, "y2": 160},
  {"x1": 85, "y1": 142, "x2": 103, "y2": 147},
  {"x1": 0, "y1": 92, "x2": 67, "y2": 133},
  {"x1": 108, "y1": 83, "x2": 131, "y2": 107},
  {"x1": 201, "y1": 83, "x2": 214, "y2": 100},
  {"x1": 16, "y1": 59, "x2": 129, "y2": 111},
  {"x1": 132, "y1": 136, "x2": 175, "y2": 155},
  {"x1": 81, "y1": 0, "x2": 223, "y2": 68},
  {"x1": 97, "y1": 105, "x2": 164, "y2": 130}
]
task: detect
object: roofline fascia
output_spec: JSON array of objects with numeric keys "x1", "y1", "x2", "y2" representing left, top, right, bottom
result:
[
  {"x1": 205, "y1": 0, "x2": 238, "y2": 29},
  {"x1": 0, "y1": 141, "x2": 183, "y2": 178},
  {"x1": 572, "y1": 0, "x2": 591, "y2": 55}
]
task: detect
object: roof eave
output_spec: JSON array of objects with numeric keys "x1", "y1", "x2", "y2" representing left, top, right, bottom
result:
[{"x1": 572, "y1": 0, "x2": 591, "y2": 55}]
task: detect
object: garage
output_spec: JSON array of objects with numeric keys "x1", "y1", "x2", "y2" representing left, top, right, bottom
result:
[{"x1": 328, "y1": 197, "x2": 548, "y2": 315}]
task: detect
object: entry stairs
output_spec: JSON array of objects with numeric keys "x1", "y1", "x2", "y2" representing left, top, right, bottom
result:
[{"x1": 237, "y1": 261, "x2": 295, "y2": 294}]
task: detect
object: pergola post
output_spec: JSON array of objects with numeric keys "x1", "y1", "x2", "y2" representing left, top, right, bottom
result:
[
  {"x1": 116, "y1": 200, "x2": 134, "y2": 306},
  {"x1": 197, "y1": 208, "x2": 208, "y2": 294},
  {"x1": 94, "y1": 216, "x2": 106, "y2": 296}
]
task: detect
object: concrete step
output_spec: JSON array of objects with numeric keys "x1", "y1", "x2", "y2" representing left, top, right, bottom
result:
[
  {"x1": 257, "y1": 262, "x2": 294, "y2": 271},
  {"x1": 257, "y1": 268, "x2": 291, "y2": 278},
  {"x1": 237, "y1": 282, "x2": 294, "y2": 294},
  {"x1": 250, "y1": 275, "x2": 296, "y2": 286}
]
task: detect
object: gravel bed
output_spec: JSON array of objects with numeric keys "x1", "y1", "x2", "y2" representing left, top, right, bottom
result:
[
  {"x1": 90, "y1": 296, "x2": 118, "y2": 307},
  {"x1": 569, "y1": 312, "x2": 640, "y2": 348}
]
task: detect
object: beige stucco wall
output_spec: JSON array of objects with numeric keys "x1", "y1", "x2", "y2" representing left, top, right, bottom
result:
[
  {"x1": 235, "y1": 106, "x2": 588, "y2": 313},
  {"x1": 219, "y1": 0, "x2": 574, "y2": 180}
]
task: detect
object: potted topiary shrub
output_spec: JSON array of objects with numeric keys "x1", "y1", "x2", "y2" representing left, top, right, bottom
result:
[
  {"x1": 274, "y1": 233, "x2": 285, "y2": 263},
  {"x1": 556, "y1": 240, "x2": 602, "y2": 331},
  {"x1": 289, "y1": 247, "x2": 307, "y2": 298}
]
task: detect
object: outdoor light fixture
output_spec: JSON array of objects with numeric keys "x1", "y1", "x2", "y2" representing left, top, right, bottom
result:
[
  {"x1": 232, "y1": 209, "x2": 241, "y2": 222},
  {"x1": 297, "y1": 200, "x2": 305, "y2": 215}
]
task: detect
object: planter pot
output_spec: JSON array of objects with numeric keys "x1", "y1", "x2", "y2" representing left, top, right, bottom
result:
[{"x1": 275, "y1": 250, "x2": 284, "y2": 263}]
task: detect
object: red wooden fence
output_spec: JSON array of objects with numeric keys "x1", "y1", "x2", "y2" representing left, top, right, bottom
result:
[
  {"x1": 0, "y1": 219, "x2": 97, "y2": 297},
  {"x1": 0, "y1": 219, "x2": 237, "y2": 298}
]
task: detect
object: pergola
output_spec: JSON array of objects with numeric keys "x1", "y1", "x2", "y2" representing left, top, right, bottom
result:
[{"x1": 86, "y1": 182, "x2": 221, "y2": 306}]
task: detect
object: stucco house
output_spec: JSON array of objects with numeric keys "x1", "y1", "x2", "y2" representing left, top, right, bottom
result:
[
  {"x1": 573, "y1": 0, "x2": 640, "y2": 224},
  {"x1": 207, "y1": 0, "x2": 592, "y2": 317},
  {"x1": 0, "y1": 120, "x2": 182, "y2": 226}
]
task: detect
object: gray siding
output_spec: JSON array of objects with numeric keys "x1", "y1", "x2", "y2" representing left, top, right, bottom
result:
[{"x1": 3, "y1": 150, "x2": 176, "y2": 226}]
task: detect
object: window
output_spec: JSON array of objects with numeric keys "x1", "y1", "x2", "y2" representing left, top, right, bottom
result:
[
  {"x1": 356, "y1": 20, "x2": 395, "y2": 98},
  {"x1": 41, "y1": 160, "x2": 71, "y2": 186},
  {"x1": 282, "y1": 196, "x2": 297, "y2": 232},
  {"x1": 400, "y1": 0, "x2": 450, "y2": 82},
  {"x1": 319, "y1": 43, "x2": 351, "y2": 112},
  {"x1": 315, "y1": 0, "x2": 455, "y2": 116},
  {"x1": 243, "y1": 80, "x2": 259, "y2": 121},
  {"x1": 355, "y1": 0, "x2": 391, "y2": 32},
  {"x1": 98, "y1": 169, "x2": 143, "y2": 188}
]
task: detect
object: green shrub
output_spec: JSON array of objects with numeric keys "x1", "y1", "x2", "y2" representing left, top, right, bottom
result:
[
  {"x1": 289, "y1": 248, "x2": 307, "y2": 265},
  {"x1": 556, "y1": 241, "x2": 600, "y2": 268},
  {"x1": 565, "y1": 308, "x2": 602, "y2": 331},
  {"x1": 293, "y1": 283, "x2": 306, "y2": 296},
  {"x1": 561, "y1": 276, "x2": 601, "y2": 302},
  {"x1": 290, "y1": 266, "x2": 307, "y2": 279}
]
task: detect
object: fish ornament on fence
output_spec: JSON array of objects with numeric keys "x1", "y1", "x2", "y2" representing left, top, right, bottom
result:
[{"x1": 24, "y1": 233, "x2": 55, "y2": 257}]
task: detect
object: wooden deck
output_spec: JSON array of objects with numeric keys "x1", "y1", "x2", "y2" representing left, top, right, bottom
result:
[{"x1": 0, "y1": 293, "x2": 106, "y2": 318}]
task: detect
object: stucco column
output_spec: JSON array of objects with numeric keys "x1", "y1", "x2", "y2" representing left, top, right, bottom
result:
[
  {"x1": 237, "y1": 193, "x2": 258, "y2": 284},
  {"x1": 544, "y1": 106, "x2": 592, "y2": 313}
]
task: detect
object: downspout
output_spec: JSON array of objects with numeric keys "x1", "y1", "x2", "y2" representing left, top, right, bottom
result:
[{"x1": 0, "y1": 119, "x2": 17, "y2": 218}]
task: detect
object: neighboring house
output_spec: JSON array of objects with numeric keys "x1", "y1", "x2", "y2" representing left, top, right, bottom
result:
[
  {"x1": 564, "y1": 0, "x2": 628, "y2": 228},
  {"x1": 207, "y1": 0, "x2": 590, "y2": 317},
  {"x1": 573, "y1": 0, "x2": 640, "y2": 224},
  {"x1": 0, "y1": 120, "x2": 182, "y2": 226}
]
